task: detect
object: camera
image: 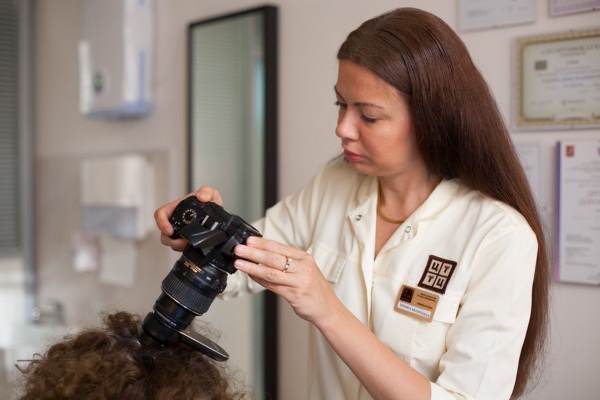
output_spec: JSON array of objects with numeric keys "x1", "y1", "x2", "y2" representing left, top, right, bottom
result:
[{"x1": 139, "y1": 196, "x2": 261, "y2": 361}]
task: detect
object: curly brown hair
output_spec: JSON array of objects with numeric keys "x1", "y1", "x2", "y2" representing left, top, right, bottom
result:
[{"x1": 16, "y1": 312, "x2": 251, "y2": 400}]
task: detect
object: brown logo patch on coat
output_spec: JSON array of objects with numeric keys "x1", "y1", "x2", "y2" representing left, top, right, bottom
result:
[{"x1": 418, "y1": 255, "x2": 457, "y2": 294}]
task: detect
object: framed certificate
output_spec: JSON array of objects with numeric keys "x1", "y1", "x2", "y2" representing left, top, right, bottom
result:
[
  {"x1": 513, "y1": 28, "x2": 600, "y2": 131},
  {"x1": 555, "y1": 140, "x2": 600, "y2": 285},
  {"x1": 458, "y1": 0, "x2": 536, "y2": 31},
  {"x1": 550, "y1": 0, "x2": 600, "y2": 16}
]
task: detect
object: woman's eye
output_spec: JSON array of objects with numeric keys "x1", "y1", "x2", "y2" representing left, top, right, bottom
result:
[{"x1": 334, "y1": 101, "x2": 378, "y2": 123}]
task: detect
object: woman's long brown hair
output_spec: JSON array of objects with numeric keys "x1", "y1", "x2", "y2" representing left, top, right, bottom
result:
[{"x1": 337, "y1": 8, "x2": 550, "y2": 398}]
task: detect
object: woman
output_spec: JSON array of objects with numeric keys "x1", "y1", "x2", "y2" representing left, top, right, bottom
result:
[
  {"x1": 156, "y1": 8, "x2": 549, "y2": 399},
  {"x1": 16, "y1": 312, "x2": 249, "y2": 400}
]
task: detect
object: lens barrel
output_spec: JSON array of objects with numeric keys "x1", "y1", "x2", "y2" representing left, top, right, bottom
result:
[{"x1": 161, "y1": 256, "x2": 228, "y2": 316}]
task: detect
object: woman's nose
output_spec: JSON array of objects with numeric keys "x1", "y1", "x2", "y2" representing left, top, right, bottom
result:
[{"x1": 335, "y1": 113, "x2": 359, "y2": 140}]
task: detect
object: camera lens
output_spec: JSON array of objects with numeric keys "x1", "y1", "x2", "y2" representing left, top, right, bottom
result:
[
  {"x1": 139, "y1": 252, "x2": 229, "y2": 348},
  {"x1": 162, "y1": 255, "x2": 228, "y2": 315}
]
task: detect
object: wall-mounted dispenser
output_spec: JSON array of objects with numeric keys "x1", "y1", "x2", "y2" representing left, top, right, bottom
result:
[
  {"x1": 80, "y1": 154, "x2": 155, "y2": 240},
  {"x1": 79, "y1": 0, "x2": 155, "y2": 118}
]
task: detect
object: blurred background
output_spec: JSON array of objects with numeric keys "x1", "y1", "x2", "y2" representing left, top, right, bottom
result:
[{"x1": 1, "y1": 1, "x2": 599, "y2": 399}]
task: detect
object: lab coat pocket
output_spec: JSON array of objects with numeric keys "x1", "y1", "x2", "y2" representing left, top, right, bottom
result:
[
  {"x1": 431, "y1": 291, "x2": 460, "y2": 324},
  {"x1": 308, "y1": 242, "x2": 348, "y2": 283}
]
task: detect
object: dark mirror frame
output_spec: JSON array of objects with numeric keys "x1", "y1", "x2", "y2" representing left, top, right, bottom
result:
[{"x1": 187, "y1": 5, "x2": 278, "y2": 398}]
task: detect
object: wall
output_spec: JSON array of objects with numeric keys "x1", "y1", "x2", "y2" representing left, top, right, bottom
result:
[{"x1": 32, "y1": 1, "x2": 599, "y2": 399}]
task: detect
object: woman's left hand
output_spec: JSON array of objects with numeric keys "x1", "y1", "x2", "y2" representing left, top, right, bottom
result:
[{"x1": 233, "y1": 236, "x2": 340, "y2": 325}]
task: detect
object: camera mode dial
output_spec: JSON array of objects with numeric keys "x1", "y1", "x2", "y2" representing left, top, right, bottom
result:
[{"x1": 182, "y1": 209, "x2": 197, "y2": 224}]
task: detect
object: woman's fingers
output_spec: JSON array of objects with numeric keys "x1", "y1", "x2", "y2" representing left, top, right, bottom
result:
[
  {"x1": 159, "y1": 232, "x2": 187, "y2": 252},
  {"x1": 234, "y1": 237, "x2": 303, "y2": 272},
  {"x1": 154, "y1": 186, "x2": 223, "y2": 251},
  {"x1": 196, "y1": 185, "x2": 223, "y2": 206},
  {"x1": 233, "y1": 237, "x2": 335, "y2": 324}
]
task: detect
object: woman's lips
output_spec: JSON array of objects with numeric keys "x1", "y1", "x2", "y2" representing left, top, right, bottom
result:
[{"x1": 344, "y1": 150, "x2": 364, "y2": 162}]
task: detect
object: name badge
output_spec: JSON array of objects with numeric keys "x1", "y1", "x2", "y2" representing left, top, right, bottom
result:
[{"x1": 394, "y1": 285, "x2": 439, "y2": 322}]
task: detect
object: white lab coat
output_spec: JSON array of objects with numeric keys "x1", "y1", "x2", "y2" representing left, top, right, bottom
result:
[{"x1": 225, "y1": 162, "x2": 537, "y2": 400}]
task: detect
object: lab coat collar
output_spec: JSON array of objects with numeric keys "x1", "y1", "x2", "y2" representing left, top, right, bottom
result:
[{"x1": 352, "y1": 175, "x2": 460, "y2": 241}]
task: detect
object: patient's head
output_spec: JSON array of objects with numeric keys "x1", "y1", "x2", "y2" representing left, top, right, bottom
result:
[{"x1": 17, "y1": 311, "x2": 249, "y2": 400}]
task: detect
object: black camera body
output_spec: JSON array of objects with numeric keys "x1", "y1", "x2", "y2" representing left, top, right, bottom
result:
[{"x1": 139, "y1": 196, "x2": 261, "y2": 361}]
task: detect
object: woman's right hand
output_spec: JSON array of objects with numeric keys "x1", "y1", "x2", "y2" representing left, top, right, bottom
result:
[{"x1": 154, "y1": 186, "x2": 224, "y2": 252}]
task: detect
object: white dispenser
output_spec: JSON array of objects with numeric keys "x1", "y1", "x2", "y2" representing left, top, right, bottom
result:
[
  {"x1": 79, "y1": 0, "x2": 155, "y2": 118},
  {"x1": 80, "y1": 154, "x2": 155, "y2": 240}
]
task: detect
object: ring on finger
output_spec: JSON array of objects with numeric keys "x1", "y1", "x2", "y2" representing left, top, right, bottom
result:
[{"x1": 282, "y1": 257, "x2": 292, "y2": 273}]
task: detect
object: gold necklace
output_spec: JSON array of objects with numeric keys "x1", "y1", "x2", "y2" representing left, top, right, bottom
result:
[
  {"x1": 377, "y1": 183, "x2": 406, "y2": 224},
  {"x1": 377, "y1": 206, "x2": 406, "y2": 224},
  {"x1": 377, "y1": 178, "x2": 442, "y2": 224}
]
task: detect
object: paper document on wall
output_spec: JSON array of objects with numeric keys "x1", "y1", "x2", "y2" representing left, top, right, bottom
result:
[
  {"x1": 99, "y1": 233, "x2": 137, "y2": 287},
  {"x1": 555, "y1": 140, "x2": 600, "y2": 285},
  {"x1": 72, "y1": 231, "x2": 100, "y2": 272}
]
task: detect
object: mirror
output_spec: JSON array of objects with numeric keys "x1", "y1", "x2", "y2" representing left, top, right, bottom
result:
[
  {"x1": 188, "y1": 6, "x2": 278, "y2": 221},
  {"x1": 188, "y1": 5, "x2": 278, "y2": 398}
]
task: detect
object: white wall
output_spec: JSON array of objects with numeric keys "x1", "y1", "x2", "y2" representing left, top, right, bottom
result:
[{"x1": 33, "y1": 1, "x2": 599, "y2": 399}]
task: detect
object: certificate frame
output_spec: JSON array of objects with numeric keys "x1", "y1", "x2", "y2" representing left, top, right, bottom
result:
[
  {"x1": 513, "y1": 27, "x2": 600, "y2": 131},
  {"x1": 555, "y1": 140, "x2": 600, "y2": 285},
  {"x1": 458, "y1": 0, "x2": 536, "y2": 32},
  {"x1": 550, "y1": 0, "x2": 600, "y2": 17}
]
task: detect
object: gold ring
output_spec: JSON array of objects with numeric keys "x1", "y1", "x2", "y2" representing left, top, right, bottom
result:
[{"x1": 282, "y1": 257, "x2": 292, "y2": 273}]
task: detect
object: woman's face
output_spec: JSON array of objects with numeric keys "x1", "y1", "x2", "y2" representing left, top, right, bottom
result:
[{"x1": 335, "y1": 60, "x2": 425, "y2": 179}]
